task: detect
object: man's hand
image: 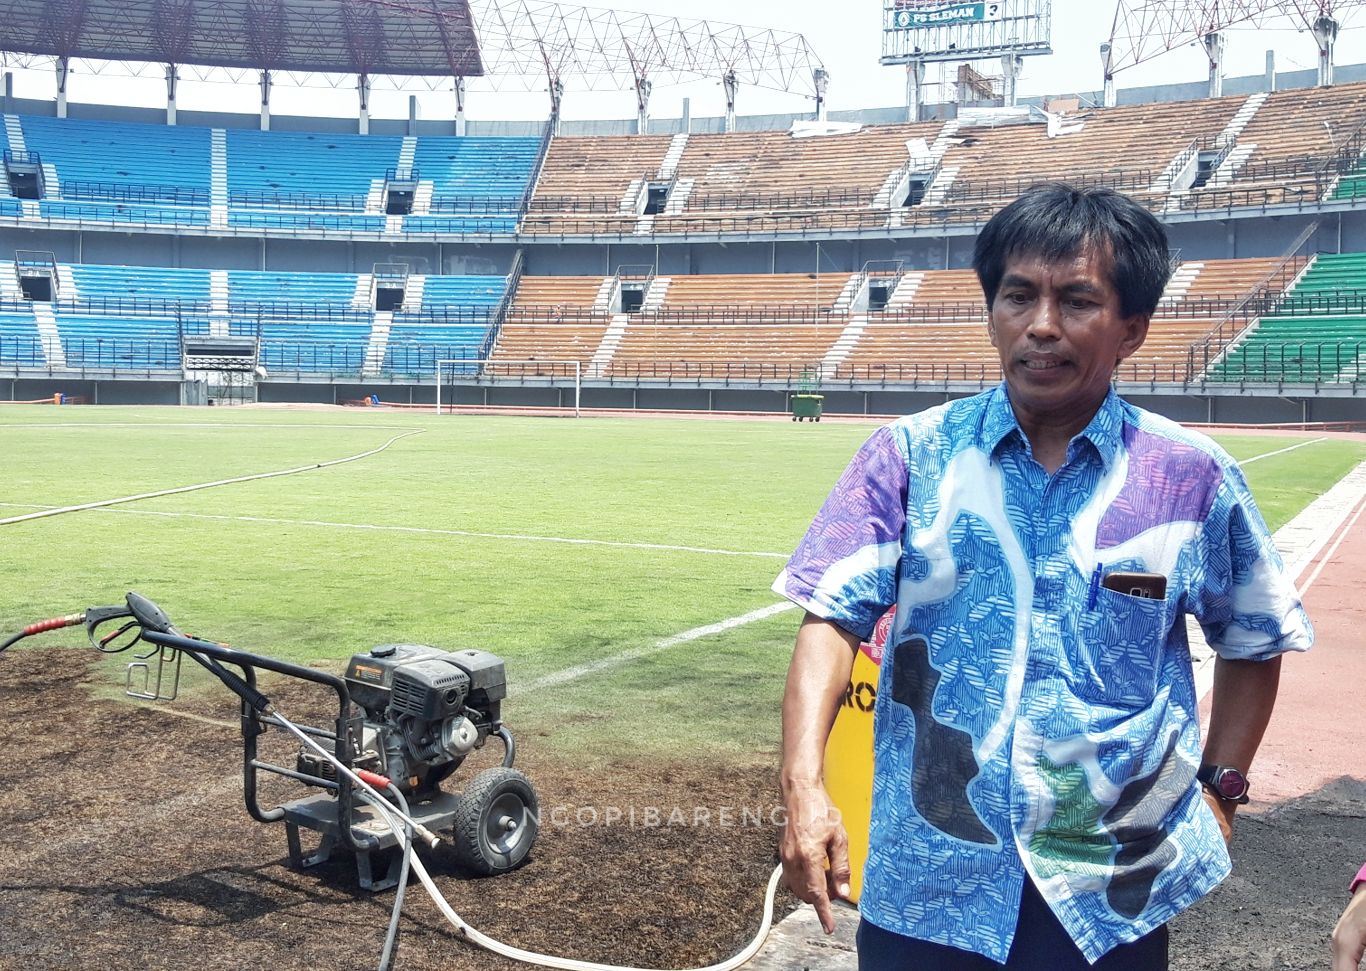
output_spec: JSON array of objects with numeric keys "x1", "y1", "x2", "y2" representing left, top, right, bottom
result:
[
  {"x1": 1333, "y1": 884, "x2": 1366, "y2": 971},
  {"x1": 780, "y1": 782, "x2": 851, "y2": 934},
  {"x1": 1199, "y1": 786, "x2": 1236, "y2": 847}
]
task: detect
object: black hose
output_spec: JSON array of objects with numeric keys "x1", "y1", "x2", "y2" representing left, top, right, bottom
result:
[
  {"x1": 0, "y1": 630, "x2": 27, "y2": 654},
  {"x1": 373, "y1": 784, "x2": 412, "y2": 971}
]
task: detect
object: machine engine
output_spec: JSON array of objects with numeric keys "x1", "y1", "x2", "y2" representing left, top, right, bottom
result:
[{"x1": 299, "y1": 643, "x2": 508, "y2": 798}]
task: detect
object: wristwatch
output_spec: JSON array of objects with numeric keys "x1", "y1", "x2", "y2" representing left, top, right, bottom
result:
[{"x1": 1197, "y1": 763, "x2": 1250, "y2": 804}]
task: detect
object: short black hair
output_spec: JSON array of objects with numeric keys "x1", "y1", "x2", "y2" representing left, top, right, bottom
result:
[{"x1": 972, "y1": 183, "x2": 1170, "y2": 319}]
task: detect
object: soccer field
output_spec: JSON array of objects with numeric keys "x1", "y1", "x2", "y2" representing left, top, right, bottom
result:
[{"x1": 2, "y1": 406, "x2": 1362, "y2": 764}]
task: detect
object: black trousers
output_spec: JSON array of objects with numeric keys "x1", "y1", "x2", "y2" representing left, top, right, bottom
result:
[{"x1": 856, "y1": 880, "x2": 1169, "y2": 970}]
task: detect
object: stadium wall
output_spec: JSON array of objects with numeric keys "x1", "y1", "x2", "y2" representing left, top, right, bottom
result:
[
  {"x1": 5, "y1": 61, "x2": 1366, "y2": 137},
  {"x1": 239, "y1": 382, "x2": 1362, "y2": 424},
  {"x1": 0, "y1": 213, "x2": 1355, "y2": 278}
]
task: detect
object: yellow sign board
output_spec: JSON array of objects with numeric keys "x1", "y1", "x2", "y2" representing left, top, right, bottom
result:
[{"x1": 822, "y1": 607, "x2": 893, "y2": 903}]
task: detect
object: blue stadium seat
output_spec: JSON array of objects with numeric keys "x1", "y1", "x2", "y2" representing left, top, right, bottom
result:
[
  {"x1": 227, "y1": 129, "x2": 402, "y2": 203},
  {"x1": 20, "y1": 115, "x2": 211, "y2": 205},
  {"x1": 0, "y1": 310, "x2": 42, "y2": 366},
  {"x1": 56, "y1": 314, "x2": 181, "y2": 369}
]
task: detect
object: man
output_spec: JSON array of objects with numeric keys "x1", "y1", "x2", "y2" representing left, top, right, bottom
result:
[{"x1": 774, "y1": 183, "x2": 1312, "y2": 969}]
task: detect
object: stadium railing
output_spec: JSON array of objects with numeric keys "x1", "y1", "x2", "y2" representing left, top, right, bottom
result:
[
  {"x1": 5, "y1": 334, "x2": 1359, "y2": 388},
  {"x1": 60, "y1": 180, "x2": 209, "y2": 206}
]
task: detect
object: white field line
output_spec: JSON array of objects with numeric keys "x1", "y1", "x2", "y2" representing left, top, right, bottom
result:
[
  {"x1": 0, "y1": 429, "x2": 425, "y2": 528},
  {"x1": 0, "y1": 503, "x2": 791, "y2": 560},
  {"x1": 0, "y1": 421, "x2": 418, "y2": 430},
  {"x1": 523, "y1": 601, "x2": 799, "y2": 692},
  {"x1": 1237, "y1": 437, "x2": 1325, "y2": 465}
]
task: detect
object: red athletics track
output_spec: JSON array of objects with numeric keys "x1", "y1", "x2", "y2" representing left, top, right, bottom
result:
[{"x1": 1250, "y1": 485, "x2": 1366, "y2": 808}]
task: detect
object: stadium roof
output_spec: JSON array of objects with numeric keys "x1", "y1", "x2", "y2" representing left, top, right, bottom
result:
[
  {"x1": 0, "y1": 0, "x2": 824, "y2": 97},
  {"x1": 0, "y1": 0, "x2": 485, "y2": 77}
]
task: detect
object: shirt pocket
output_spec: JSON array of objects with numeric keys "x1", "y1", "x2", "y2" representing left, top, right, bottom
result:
[{"x1": 1070, "y1": 586, "x2": 1170, "y2": 708}]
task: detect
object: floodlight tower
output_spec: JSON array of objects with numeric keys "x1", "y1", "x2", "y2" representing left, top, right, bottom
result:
[
  {"x1": 1099, "y1": 42, "x2": 1116, "y2": 107},
  {"x1": 1311, "y1": 13, "x2": 1339, "y2": 85},
  {"x1": 1106, "y1": 0, "x2": 1366, "y2": 93},
  {"x1": 813, "y1": 67, "x2": 830, "y2": 121},
  {"x1": 723, "y1": 69, "x2": 738, "y2": 133},
  {"x1": 1202, "y1": 30, "x2": 1225, "y2": 98}
]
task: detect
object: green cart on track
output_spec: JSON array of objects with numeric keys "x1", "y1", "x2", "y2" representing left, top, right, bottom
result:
[{"x1": 791, "y1": 369, "x2": 824, "y2": 422}]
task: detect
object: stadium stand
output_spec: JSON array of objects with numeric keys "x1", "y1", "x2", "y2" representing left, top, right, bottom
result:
[
  {"x1": 1209, "y1": 252, "x2": 1366, "y2": 384},
  {"x1": 0, "y1": 114, "x2": 543, "y2": 237},
  {"x1": 407, "y1": 134, "x2": 542, "y2": 234},
  {"x1": 490, "y1": 276, "x2": 616, "y2": 365},
  {"x1": 523, "y1": 134, "x2": 674, "y2": 236}
]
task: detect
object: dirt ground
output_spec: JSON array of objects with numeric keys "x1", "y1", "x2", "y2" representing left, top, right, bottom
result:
[{"x1": 1, "y1": 648, "x2": 1359, "y2": 971}]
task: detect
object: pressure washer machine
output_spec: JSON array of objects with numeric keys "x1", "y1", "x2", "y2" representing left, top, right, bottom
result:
[{"x1": 2, "y1": 592, "x2": 540, "y2": 891}]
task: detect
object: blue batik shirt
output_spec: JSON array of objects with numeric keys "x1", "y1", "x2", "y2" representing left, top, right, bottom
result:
[{"x1": 773, "y1": 385, "x2": 1312, "y2": 963}]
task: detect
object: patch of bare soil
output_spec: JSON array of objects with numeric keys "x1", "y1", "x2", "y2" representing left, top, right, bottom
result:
[
  {"x1": 0, "y1": 649, "x2": 787, "y2": 971},
  {"x1": 1169, "y1": 778, "x2": 1366, "y2": 971},
  {"x1": 1, "y1": 648, "x2": 1358, "y2": 971}
]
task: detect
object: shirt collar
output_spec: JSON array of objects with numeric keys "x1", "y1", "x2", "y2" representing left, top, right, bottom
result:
[{"x1": 980, "y1": 383, "x2": 1125, "y2": 471}]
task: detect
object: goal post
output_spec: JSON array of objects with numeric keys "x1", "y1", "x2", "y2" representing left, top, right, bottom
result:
[{"x1": 435, "y1": 359, "x2": 581, "y2": 417}]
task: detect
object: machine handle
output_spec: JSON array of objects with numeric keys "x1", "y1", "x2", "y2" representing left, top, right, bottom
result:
[{"x1": 126, "y1": 591, "x2": 178, "y2": 635}]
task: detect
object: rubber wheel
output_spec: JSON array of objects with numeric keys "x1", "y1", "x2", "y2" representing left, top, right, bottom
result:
[
  {"x1": 791, "y1": 415, "x2": 797, "y2": 421},
  {"x1": 453, "y1": 767, "x2": 539, "y2": 875}
]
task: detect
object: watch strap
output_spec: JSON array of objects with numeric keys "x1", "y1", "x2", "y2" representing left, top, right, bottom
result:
[{"x1": 1197, "y1": 763, "x2": 1250, "y2": 804}]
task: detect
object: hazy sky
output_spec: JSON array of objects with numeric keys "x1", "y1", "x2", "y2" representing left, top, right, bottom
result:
[{"x1": 4, "y1": 0, "x2": 1363, "y2": 123}]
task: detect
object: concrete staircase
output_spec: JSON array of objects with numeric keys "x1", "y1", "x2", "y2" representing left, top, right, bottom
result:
[
  {"x1": 398, "y1": 136, "x2": 417, "y2": 172},
  {"x1": 31, "y1": 301, "x2": 66, "y2": 369},
  {"x1": 1207, "y1": 144, "x2": 1257, "y2": 188},
  {"x1": 657, "y1": 133, "x2": 688, "y2": 179},
  {"x1": 819, "y1": 314, "x2": 867, "y2": 377},
  {"x1": 619, "y1": 179, "x2": 643, "y2": 214},
  {"x1": 641, "y1": 276, "x2": 670, "y2": 311},
  {"x1": 209, "y1": 269, "x2": 230, "y2": 336},
  {"x1": 352, "y1": 273, "x2": 374, "y2": 309},
  {"x1": 592, "y1": 277, "x2": 618, "y2": 313},
  {"x1": 55, "y1": 264, "x2": 77, "y2": 300},
  {"x1": 362, "y1": 311, "x2": 392, "y2": 376},
  {"x1": 885, "y1": 272, "x2": 924, "y2": 309},
  {"x1": 1217, "y1": 92, "x2": 1268, "y2": 147},
  {"x1": 831, "y1": 274, "x2": 865, "y2": 314},
  {"x1": 1159, "y1": 261, "x2": 1203, "y2": 307},
  {"x1": 587, "y1": 313, "x2": 629, "y2": 377},
  {"x1": 403, "y1": 274, "x2": 426, "y2": 312},
  {"x1": 663, "y1": 177, "x2": 695, "y2": 215},
  {"x1": 210, "y1": 129, "x2": 228, "y2": 228},
  {"x1": 3, "y1": 115, "x2": 26, "y2": 154},
  {"x1": 365, "y1": 179, "x2": 386, "y2": 215},
  {"x1": 920, "y1": 165, "x2": 960, "y2": 206},
  {"x1": 412, "y1": 182, "x2": 434, "y2": 215}
]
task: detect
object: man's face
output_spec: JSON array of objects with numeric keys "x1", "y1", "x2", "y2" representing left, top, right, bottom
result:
[{"x1": 987, "y1": 244, "x2": 1149, "y2": 434}]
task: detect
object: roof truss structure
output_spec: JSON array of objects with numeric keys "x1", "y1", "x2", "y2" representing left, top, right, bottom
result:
[
  {"x1": 471, "y1": 0, "x2": 824, "y2": 95},
  {"x1": 0, "y1": 0, "x2": 824, "y2": 98},
  {"x1": 1106, "y1": 0, "x2": 1366, "y2": 76}
]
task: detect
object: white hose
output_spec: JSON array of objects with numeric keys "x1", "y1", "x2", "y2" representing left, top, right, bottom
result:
[
  {"x1": 274, "y1": 706, "x2": 785, "y2": 971},
  {"x1": 407, "y1": 853, "x2": 784, "y2": 971}
]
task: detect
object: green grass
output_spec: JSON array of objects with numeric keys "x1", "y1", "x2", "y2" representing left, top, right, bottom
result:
[{"x1": 1, "y1": 407, "x2": 1361, "y2": 763}]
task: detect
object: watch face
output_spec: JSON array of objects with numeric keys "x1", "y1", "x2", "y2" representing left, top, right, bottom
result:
[{"x1": 1215, "y1": 768, "x2": 1248, "y2": 799}]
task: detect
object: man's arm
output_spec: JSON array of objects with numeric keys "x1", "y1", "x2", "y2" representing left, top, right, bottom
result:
[
  {"x1": 779, "y1": 613, "x2": 861, "y2": 935},
  {"x1": 1199, "y1": 654, "x2": 1282, "y2": 841},
  {"x1": 1332, "y1": 866, "x2": 1366, "y2": 971}
]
